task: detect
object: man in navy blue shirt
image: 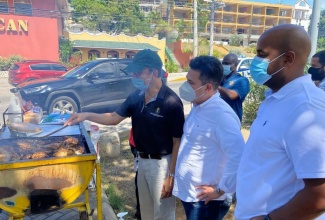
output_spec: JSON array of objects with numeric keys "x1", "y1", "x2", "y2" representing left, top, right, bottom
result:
[{"x1": 218, "y1": 53, "x2": 250, "y2": 121}]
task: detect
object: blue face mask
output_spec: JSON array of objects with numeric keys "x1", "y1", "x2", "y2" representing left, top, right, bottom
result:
[
  {"x1": 222, "y1": 65, "x2": 232, "y2": 76},
  {"x1": 132, "y1": 75, "x2": 153, "y2": 91},
  {"x1": 250, "y1": 53, "x2": 285, "y2": 85}
]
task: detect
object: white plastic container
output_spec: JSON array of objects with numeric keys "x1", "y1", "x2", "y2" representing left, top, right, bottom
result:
[{"x1": 8, "y1": 95, "x2": 22, "y2": 124}]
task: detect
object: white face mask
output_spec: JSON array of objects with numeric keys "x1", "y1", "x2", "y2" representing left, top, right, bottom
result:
[{"x1": 179, "y1": 81, "x2": 206, "y2": 102}]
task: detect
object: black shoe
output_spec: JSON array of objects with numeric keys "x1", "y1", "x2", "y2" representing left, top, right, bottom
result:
[{"x1": 134, "y1": 210, "x2": 141, "y2": 220}]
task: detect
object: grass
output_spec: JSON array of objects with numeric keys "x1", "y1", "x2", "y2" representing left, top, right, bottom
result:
[{"x1": 106, "y1": 183, "x2": 124, "y2": 213}]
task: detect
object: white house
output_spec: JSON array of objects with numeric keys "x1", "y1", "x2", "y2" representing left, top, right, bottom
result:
[{"x1": 291, "y1": 0, "x2": 312, "y2": 31}]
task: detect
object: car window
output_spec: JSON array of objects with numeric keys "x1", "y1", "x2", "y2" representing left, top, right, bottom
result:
[
  {"x1": 30, "y1": 64, "x2": 52, "y2": 70},
  {"x1": 89, "y1": 62, "x2": 115, "y2": 79},
  {"x1": 118, "y1": 62, "x2": 132, "y2": 76},
  {"x1": 52, "y1": 64, "x2": 67, "y2": 71}
]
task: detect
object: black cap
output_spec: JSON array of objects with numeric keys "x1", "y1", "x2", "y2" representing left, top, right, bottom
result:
[{"x1": 125, "y1": 49, "x2": 163, "y2": 73}]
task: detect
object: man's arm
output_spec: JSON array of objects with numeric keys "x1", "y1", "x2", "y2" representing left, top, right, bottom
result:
[
  {"x1": 218, "y1": 86, "x2": 239, "y2": 100},
  {"x1": 252, "y1": 178, "x2": 325, "y2": 220},
  {"x1": 161, "y1": 137, "x2": 181, "y2": 199},
  {"x1": 65, "y1": 112, "x2": 126, "y2": 126}
]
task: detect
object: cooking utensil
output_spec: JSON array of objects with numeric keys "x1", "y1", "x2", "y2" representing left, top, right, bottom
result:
[{"x1": 40, "y1": 125, "x2": 68, "y2": 138}]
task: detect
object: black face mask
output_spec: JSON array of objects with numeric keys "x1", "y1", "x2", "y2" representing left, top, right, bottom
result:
[{"x1": 308, "y1": 67, "x2": 325, "y2": 81}]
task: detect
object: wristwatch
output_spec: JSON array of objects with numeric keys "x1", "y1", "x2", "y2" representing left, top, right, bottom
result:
[{"x1": 214, "y1": 185, "x2": 221, "y2": 193}]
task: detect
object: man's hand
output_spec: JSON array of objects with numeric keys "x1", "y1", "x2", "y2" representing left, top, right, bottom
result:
[
  {"x1": 196, "y1": 185, "x2": 224, "y2": 205},
  {"x1": 161, "y1": 176, "x2": 174, "y2": 199},
  {"x1": 64, "y1": 113, "x2": 89, "y2": 126}
]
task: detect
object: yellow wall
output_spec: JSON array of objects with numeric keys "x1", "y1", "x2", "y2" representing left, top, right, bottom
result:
[{"x1": 65, "y1": 32, "x2": 166, "y2": 63}]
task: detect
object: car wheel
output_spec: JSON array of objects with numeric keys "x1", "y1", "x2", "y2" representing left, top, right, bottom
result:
[{"x1": 49, "y1": 96, "x2": 78, "y2": 114}]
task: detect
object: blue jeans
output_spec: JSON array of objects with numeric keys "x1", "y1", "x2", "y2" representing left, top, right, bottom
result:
[{"x1": 181, "y1": 200, "x2": 230, "y2": 220}]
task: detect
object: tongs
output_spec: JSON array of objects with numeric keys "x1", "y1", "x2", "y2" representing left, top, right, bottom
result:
[{"x1": 40, "y1": 125, "x2": 68, "y2": 138}]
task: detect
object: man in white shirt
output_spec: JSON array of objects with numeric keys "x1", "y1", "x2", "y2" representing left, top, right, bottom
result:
[
  {"x1": 173, "y1": 56, "x2": 245, "y2": 219},
  {"x1": 235, "y1": 24, "x2": 325, "y2": 220}
]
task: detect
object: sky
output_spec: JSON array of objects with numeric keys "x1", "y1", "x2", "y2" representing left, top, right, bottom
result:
[{"x1": 244, "y1": 0, "x2": 325, "y2": 8}]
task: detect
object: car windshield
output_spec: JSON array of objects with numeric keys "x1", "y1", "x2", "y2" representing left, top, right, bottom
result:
[{"x1": 62, "y1": 62, "x2": 98, "y2": 79}]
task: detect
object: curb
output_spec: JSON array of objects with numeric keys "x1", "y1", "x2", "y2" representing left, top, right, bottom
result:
[
  {"x1": 169, "y1": 77, "x2": 186, "y2": 82},
  {"x1": 101, "y1": 189, "x2": 118, "y2": 220}
]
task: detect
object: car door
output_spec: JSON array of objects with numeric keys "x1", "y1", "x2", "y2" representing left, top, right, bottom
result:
[
  {"x1": 80, "y1": 61, "x2": 121, "y2": 112},
  {"x1": 237, "y1": 59, "x2": 252, "y2": 77},
  {"x1": 116, "y1": 61, "x2": 136, "y2": 98}
]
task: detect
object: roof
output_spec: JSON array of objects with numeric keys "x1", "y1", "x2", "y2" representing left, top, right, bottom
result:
[
  {"x1": 72, "y1": 40, "x2": 160, "y2": 51},
  {"x1": 242, "y1": 0, "x2": 312, "y2": 6}
]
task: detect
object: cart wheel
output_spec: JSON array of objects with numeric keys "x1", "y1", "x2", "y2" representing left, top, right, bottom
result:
[{"x1": 79, "y1": 211, "x2": 89, "y2": 220}]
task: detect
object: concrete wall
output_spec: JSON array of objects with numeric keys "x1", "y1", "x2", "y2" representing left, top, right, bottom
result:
[{"x1": 168, "y1": 40, "x2": 192, "y2": 68}]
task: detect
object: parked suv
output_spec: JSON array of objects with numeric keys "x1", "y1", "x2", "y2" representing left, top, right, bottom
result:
[
  {"x1": 13, "y1": 59, "x2": 139, "y2": 114},
  {"x1": 8, "y1": 60, "x2": 68, "y2": 86}
]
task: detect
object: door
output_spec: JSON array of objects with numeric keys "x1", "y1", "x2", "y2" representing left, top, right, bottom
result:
[
  {"x1": 81, "y1": 61, "x2": 121, "y2": 112},
  {"x1": 116, "y1": 61, "x2": 136, "y2": 98}
]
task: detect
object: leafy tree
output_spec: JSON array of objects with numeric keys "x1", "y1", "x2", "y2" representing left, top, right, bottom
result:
[
  {"x1": 319, "y1": 10, "x2": 325, "y2": 38},
  {"x1": 318, "y1": 37, "x2": 325, "y2": 50},
  {"x1": 242, "y1": 79, "x2": 268, "y2": 127},
  {"x1": 59, "y1": 37, "x2": 73, "y2": 63},
  {"x1": 70, "y1": 0, "x2": 153, "y2": 35},
  {"x1": 229, "y1": 34, "x2": 243, "y2": 46}
]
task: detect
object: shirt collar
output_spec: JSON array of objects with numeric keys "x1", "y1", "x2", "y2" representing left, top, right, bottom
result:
[
  {"x1": 139, "y1": 83, "x2": 167, "y2": 103},
  {"x1": 194, "y1": 92, "x2": 219, "y2": 109},
  {"x1": 223, "y1": 72, "x2": 239, "y2": 82},
  {"x1": 269, "y1": 74, "x2": 312, "y2": 100}
]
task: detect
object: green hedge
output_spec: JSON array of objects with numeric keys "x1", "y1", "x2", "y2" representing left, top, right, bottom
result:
[{"x1": 0, "y1": 55, "x2": 23, "y2": 71}]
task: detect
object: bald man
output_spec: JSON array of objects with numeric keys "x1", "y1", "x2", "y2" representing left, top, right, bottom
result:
[
  {"x1": 235, "y1": 24, "x2": 325, "y2": 220},
  {"x1": 218, "y1": 53, "x2": 250, "y2": 121}
]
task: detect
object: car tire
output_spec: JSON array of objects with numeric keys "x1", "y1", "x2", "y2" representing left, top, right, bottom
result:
[{"x1": 49, "y1": 96, "x2": 78, "y2": 114}]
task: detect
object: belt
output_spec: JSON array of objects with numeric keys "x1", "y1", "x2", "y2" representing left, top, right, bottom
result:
[{"x1": 138, "y1": 152, "x2": 162, "y2": 160}]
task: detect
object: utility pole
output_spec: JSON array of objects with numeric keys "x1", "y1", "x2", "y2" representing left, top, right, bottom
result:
[
  {"x1": 167, "y1": 0, "x2": 171, "y2": 25},
  {"x1": 309, "y1": 0, "x2": 321, "y2": 59},
  {"x1": 209, "y1": 0, "x2": 215, "y2": 56},
  {"x1": 193, "y1": 0, "x2": 198, "y2": 57}
]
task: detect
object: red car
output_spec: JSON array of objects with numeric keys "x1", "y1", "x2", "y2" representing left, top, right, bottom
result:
[{"x1": 8, "y1": 60, "x2": 68, "y2": 86}]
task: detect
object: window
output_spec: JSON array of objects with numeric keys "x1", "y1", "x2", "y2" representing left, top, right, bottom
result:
[
  {"x1": 117, "y1": 62, "x2": 131, "y2": 76},
  {"x1": 89, "y1": 62, "x2": 115, "y2": 79},
  {"x1": 52, "y1": 64, "x2": 67, "y2": 71},
  {"x1": 239, "y1": 59, "x2": 252, "y2": 70},
  {"x1": 125, "y1": 51, "x2": 136, "y2": 59},
  {"x1": 0, "y1": 0, "x2": 8, "y2": 13},
  {"x1": 107, "y1": 50, "x2": 119, "y2": 58},
  {"x1": 88, "y1": 50, "x2": 100, "y2": 60},
  {"x1": 30, "y1": 64, "x2": 52, "y2": 71},
  {"x1": 14, "y1": 0, "x2": 32, "y2": 16}
]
